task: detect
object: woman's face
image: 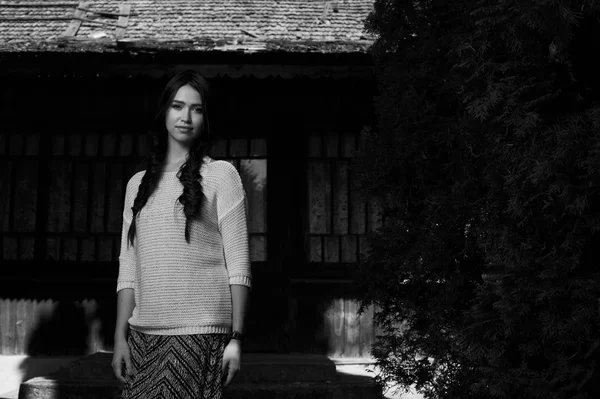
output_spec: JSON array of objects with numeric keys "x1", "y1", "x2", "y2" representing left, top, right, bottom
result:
[{"x1": 165, "y1": 84, "x2": 204, "y2": 147}]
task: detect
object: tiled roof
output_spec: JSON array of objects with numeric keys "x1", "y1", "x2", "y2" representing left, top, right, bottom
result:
[{"x1": 0, "y1": 0, "x2": 376, "y2": 53}]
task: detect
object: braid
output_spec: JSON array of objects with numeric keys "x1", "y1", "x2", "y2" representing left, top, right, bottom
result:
[
  {"x1": 177, "y1": 148, "x2": 208, "y2": 242},
  {"x1": 127, "y1": 142, "x2": 166, "y2": 248}
]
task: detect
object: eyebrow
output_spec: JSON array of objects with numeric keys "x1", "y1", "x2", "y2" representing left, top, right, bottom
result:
[{"x1": 172, "y1": 100, "x2": 203, "y2": 107}]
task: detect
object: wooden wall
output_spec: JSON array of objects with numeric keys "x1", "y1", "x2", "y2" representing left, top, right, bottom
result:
[
  {"x1": 306, "y1": 134, "x2": 382, "y2": 271},
  {"x1": 212, "y1": 138, "x2": 268, "y2": 262},
  {"x1": 0, "y1": 297, "x2": 375, "y2": 358},
  {"x1": 289, "y1": 295, "x2": 376, "y2": 358},
  {"x1": 0, "y1": 298, "x2": 101, "y2": 356},
  {"x1": 0, "y1": 134, "x2": 267, "y2": 268},
  {"x1": 0, "y1": 74, "x2": 378, "y2": 358}
]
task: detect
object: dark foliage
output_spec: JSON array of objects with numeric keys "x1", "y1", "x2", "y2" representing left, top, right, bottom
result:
[{"x1": 352, "y1": 1, "x2": 600, "y2": 398}]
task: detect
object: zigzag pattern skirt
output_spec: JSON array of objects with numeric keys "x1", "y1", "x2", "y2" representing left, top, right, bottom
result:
[{"x1": 121, "y1": 330, "x2": 229, "y2": 399}]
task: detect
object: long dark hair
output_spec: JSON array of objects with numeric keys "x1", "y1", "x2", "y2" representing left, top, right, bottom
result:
[{"x1": 127, "y1": 70, "x2": 214, "y2": 247}]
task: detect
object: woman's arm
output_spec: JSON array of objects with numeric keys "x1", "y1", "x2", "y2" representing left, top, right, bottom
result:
[
  {"x1": 223, "y1": 284, "x2": 250, "y2": 387},
  {"x1": 217, "y1": 163, "x2": 253, "y2": 386},
  {"x1": 231, "y1": 284, "x2": 250, "y2": 334},
  {"x1": 112, "y1": 288, "x2": 135, "y2": 382},
  {"x1": 114, "y1": 288, "x2": 135, "y2": 341},
  {"x1": 112, "y1": 176, "x2": 138, "y2": 382},
  {"x1": 217, "y1": 163, "x2": 253, "y2": 289}
]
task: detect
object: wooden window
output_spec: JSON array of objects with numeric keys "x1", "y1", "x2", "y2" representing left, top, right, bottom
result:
[
  {"x1": 306, "y1": 134, "x2": 382, "y2": 272},
  {"x1": 210, "y1": 138, "x2": 268, "y2": 263},
  {"x1": 0, "y1": 125, "x2": 147, "y2": 281},
  {"x1": 1, "y1": 130, "x2": 268, "y2": 280},
  {"x1": 43, "y1": 130, "x2": 140, "y2": 273},
  {"x1": 0, "y1": 132, "x2": 40, "y2": 264}
]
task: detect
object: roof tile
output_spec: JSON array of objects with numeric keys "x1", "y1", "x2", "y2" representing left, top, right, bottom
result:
[{"x1": 0, "y1": 0, "x2": 376, "y2": 52}]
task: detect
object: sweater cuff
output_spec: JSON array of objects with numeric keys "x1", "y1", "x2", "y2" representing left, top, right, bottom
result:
[
  {"x1": 116, "y1": 281, "x2": 135, "y2": 293},
  {"x1": 229, "y1": 275, "x2": 252, "y2": 288}
]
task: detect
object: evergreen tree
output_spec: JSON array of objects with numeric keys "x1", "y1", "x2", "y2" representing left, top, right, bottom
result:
[{"x1": 353, "y1": 1, "x2": 600, "y2": 398}]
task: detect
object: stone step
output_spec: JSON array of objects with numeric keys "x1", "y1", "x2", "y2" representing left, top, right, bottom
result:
[
  {"x1": 18, "y1": 352, "x2": 382, "y2": 399},
  {"x1": 19, "y1": 374, "x2": 380, "y2": 399},
  {"x1": 51, "y1": 352, "x2": 338, "y2": 382}
]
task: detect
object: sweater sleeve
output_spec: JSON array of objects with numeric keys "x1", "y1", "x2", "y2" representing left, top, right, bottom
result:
[
  {"x1": 217, "y1": 162, "x2": 252, "y2": 288},
  {"x1": 116, "y1": 175, "x2": 138, "y2": 293}
]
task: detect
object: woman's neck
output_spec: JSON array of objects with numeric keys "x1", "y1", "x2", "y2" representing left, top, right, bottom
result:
[{"x1": 163, "y1": 145, "x2": 190, "y2": 171}]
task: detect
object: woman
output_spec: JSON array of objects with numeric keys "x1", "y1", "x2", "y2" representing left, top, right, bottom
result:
[{"x1": 111, "y1": 70, "x2": 252, "y2": 399}]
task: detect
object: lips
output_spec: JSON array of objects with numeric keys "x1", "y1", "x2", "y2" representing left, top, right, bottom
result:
[{"x1": 176, "y1": 126, "x2": 193, "y2": 131}]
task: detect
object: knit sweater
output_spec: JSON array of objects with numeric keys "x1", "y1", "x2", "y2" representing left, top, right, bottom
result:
[{"x1": 116, "y1": 156, "x2": 252, "y2": 335}]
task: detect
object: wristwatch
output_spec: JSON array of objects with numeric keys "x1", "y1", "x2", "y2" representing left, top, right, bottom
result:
[{"x1": 230, "y1": 331, "x2": 245, "y2": 344}]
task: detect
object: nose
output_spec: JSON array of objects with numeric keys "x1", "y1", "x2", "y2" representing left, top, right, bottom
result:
[{"x1": 181, "y1": 109, "x2": 192, "y2": 122}]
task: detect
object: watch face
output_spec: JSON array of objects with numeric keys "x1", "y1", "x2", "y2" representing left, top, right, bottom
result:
[{"x1": 231, "y1": 332, "x2": 244, "y2": 342}]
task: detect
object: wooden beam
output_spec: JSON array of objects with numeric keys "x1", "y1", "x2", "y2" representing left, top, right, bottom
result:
[
  {"x1": 0, "y1": 64, "x2": 375, "y2": 81},
  {"x1": 0, "y1": 2, "x2": 77, "y2": 6},
  {"x1": 115, "y1": 4, "x2": 131, "y2": 39},
  {"x1": 77, "y1": 6, "x2": 137, "y2": 17},
  {"x1": 62, "y1": 1, "x2": 89, "y2": 37},
  {"x1": 241, "y1": 29, "x2": 264, "y2": 40},
  {"x1": 0, "y1": 17, "x2": 73, "y2": 21},
  {"x1": 73, "y1": 16, "x2": 125, "y2": 29},
  {"x1": 319, "y1": 1, "x2": 332, "y2": 23},
  {"x1": 27, "y1": 15, "x2": 126, "y2": 29}
]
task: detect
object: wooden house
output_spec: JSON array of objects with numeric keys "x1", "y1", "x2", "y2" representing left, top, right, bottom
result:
[{"x1": 0, "y1": 0, "x2": 380, "y2": 359}]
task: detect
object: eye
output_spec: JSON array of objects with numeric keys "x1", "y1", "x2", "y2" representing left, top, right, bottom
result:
[
  {"x1": 171, "y1": 103, "x2": 182, "y2": 110},
  {"x1": 194, "y1": 107, "x2": 203, "y2": 113}
]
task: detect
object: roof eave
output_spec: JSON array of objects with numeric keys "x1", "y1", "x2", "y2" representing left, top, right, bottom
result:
[{"x1": 0, "y1": 37, "x2": 375, "y2": 54}]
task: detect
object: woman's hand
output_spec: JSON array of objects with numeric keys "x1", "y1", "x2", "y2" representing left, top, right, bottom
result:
[
  {"x1": 112, "y1": 338, "x2": 132, "y2": 383},
  {"x1": 221, "y1": 340, "x2": 241, "y2": 387}
]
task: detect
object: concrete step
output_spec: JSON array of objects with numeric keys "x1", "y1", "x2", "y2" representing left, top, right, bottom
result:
[
  {"x1": 19, "y1": 374, "x2": 380, "y2": 399},
  {"x1": 18, "y1": 352, "x2": 382, "y2": 399},
  {"x1": 50, "y1": 352, "x2": 339, "y2": 383}
]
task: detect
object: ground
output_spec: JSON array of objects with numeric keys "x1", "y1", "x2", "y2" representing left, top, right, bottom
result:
[
  {"x1": 0, "y1": 356, "x2": 424, "y2": 399},
  {"x1": 336, "y1": 364, "x2": 424, "y2": 399}
]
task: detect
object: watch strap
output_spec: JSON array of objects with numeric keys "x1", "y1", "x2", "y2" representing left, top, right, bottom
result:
[{"x1": 230, "y1": 331, "x2": 245, "y2": 343}]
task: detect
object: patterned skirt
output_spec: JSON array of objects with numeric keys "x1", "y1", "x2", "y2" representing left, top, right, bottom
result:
[{"x1": 121, "y1": 330, "x2": 229, "y2": 399}]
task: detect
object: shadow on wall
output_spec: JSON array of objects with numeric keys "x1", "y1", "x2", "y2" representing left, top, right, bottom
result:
[{"x1": 17, "y1": 300, "x2": 92, "y2": 396}]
